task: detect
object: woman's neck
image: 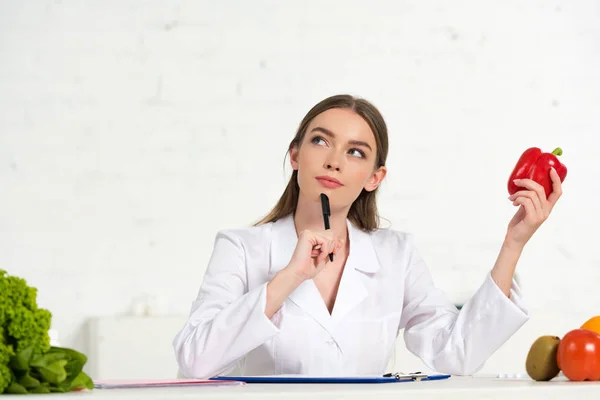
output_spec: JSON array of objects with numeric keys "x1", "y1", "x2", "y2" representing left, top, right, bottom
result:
[{"x1": 293, "y1": 194, "x2": 349, "y2": 242}]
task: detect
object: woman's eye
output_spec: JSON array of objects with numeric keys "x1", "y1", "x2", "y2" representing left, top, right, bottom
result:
[
  {"x1": 349, "y1": 149, "x2": 365, "y2": 158},
  {"x1": 311, "y1": 136, "x2": 326, "y2": 146}
]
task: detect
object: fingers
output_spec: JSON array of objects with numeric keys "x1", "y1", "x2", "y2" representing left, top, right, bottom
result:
[
  {"x1": 333, "y1": 239, "x2": 343, "y2": 254},
  {"x1": 304, "y1": 230, "x2": 343, "y2": 266},
  {"x1": 511, "y1": 167, "x2": 564, "y2": 216},
  {"x1": 512, "y1": 177, "x2": 547, "y2": 203},
  {"x1": 513, "y1": 197, "x2": 536, "y2": 223},
  {"x1": 318, "y1": 231, "x2": 344, "y2": 250},
  {"x1": 547, "y1": 167, "x2": 563, "y2": 206},
  {"x1": 312, "y1": 240, "x2": 341, "y2": 255},
  {"x1": 301, "y1": 230, "x2": 331, "y2": 247},
  {"x1": 315, "y1": 246, "x2": 330, "y2": 267},
  {"x1": 314, "y1": 232, "x2": 336, "y2": 250},
  {"x1": 509, "y1": 190, "x2": 544, "y2": 218}
]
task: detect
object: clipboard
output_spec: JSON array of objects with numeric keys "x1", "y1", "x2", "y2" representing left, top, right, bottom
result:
[{"x1": 209, "y1": 372, "x2": 451, "y2": 384}]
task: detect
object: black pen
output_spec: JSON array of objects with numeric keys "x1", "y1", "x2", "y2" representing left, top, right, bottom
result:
[{"x1": 320, "y1": 193, "x2": 334, "y2": 262}]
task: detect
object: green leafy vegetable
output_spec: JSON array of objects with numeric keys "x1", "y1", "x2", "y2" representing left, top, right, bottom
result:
[{"x1": 1, "y1": 269, "x2": 94, "y2": 394}]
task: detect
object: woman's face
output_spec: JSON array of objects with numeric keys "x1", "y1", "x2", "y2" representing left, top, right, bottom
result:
[{"x1": 290, "y1": 108, "x2": 386, "y2": 210}]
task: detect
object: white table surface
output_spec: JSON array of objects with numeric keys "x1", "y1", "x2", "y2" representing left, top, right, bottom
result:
[{"x1": 5, "y1": 376, "x2": 599, "y2": 399}]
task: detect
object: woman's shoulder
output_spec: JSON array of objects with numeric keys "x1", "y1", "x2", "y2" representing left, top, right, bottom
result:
[
  {"x1": 363, "y1": 225, "x2": 426, "y2": 272},
  {"x1": 368, "y1": 224, "x2": 418, "y2": 253},
  {"x1": 211, "y1": 220, "x2": 278, "y2": 248}
]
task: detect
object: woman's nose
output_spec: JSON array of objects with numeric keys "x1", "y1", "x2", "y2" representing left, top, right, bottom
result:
[{"x1": 324, "y1": 156, "x2": 341, "y2": 171}]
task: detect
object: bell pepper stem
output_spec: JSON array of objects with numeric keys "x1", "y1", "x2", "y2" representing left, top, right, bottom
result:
[{"x1": 552, "y1": 147, "x2": 563, "y2": 156}]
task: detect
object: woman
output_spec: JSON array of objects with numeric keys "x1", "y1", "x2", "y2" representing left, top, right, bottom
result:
[{"x1": 173, "y1": 94, "x2": 563, "y2": 379}]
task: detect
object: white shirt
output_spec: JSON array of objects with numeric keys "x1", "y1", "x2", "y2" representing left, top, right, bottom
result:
[{"x1": 173, "y1": 214, "x2": 529, "y2": 379}]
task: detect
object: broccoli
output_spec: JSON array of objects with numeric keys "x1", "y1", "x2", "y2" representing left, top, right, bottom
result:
[
  {"x1": 1, "y1": 270, "x2": 52, "y2": 354},
  {"x1": 0, "y1": 269, "x2": 93, "y2": 394},
  {"x1": 1, "y1": 269, "x2": 52, "y2": 393},
  {"x1": 2, "y1": 269, "x2": 89, "y2": 394},
  {"x1": 1, "y1": 328, "x2": 13, "y2": 394}
]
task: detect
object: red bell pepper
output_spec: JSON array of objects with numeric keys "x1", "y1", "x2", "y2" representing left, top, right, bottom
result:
[
  {"x1": 507, "y1": 147, "x2": 567, "y2": 198},
  {"x1": 556, "y1": 329, "x2": 600, "y2": 381}
]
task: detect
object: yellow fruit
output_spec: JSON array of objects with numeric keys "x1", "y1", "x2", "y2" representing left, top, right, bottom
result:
[
  {"x1": 581, "y1": 316, "x2": 600, "y2": 335},
  {"x1": 525, "y1": 335, "x2": 561, "y2": 381}
]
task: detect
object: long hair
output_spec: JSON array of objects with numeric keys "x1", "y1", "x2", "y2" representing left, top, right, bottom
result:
[{"x1": 255, "y1": 94, "x2": 389, "y2": 232}]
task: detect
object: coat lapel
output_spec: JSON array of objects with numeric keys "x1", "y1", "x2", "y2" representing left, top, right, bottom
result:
[
  {"x1": 269, "y1": 214, "x2": 383, "y2": 349},
  {"x1": 269, "y1": 215, "x2": 334, "y2": 334},
  {"x1": 331, "y1": 220, "x2": 381, "y2": 322}
]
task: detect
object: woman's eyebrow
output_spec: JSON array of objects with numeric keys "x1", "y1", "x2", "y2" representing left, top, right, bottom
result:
[{"x1": 310, "y1": 127, "x2": 372, "y2": 151}]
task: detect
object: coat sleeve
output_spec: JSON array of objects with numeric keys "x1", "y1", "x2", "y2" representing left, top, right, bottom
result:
[
  {"x1": 398, "y1": 235, "x2": 530, "y2": 375},
  {"x1": 173, "y1": 230, "x2": 284, "y2": 379}
]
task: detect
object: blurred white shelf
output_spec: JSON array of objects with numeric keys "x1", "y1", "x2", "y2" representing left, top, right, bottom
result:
[{"x1": 86, "y1": 315, "x2": 188, "y2": 380}]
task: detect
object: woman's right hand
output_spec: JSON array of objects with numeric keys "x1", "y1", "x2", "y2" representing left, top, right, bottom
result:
[
  {"x1": 265, "y1": 229, "x2": 343, "y2": 318},
  {"x1": 285, "y1": 229, "x2": 344, "y2": 281}
]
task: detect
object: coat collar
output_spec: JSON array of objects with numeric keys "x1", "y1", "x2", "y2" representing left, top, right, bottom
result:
[
  {"x1": 269, "y1": 214, "x2": 381, "y2": 275},
  {"x1": 269, "y1": 214, "x2": 381, "y2": 351}
]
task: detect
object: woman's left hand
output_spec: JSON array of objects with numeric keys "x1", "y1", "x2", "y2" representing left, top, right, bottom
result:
[{"x1": 505, "y1": 167, "x2": 563, "y2": 248}]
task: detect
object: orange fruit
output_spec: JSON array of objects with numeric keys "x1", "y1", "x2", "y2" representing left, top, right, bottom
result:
[{"x1": 581, "y1": 316, "x2": 600, "y2": 335}]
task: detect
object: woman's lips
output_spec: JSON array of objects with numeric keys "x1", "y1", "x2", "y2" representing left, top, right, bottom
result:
[{"x1": 316, "y1": 176, "x2": 343, "y2": 189}]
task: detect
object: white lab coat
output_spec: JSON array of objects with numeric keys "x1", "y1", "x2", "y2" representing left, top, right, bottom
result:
[{"x1": 173, "y1": 214, "x2": 529, "y2": 379}]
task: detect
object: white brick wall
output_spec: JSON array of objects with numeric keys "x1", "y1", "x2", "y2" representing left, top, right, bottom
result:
[{"x1": 1, "y1": 0, "x2": 599, "y2": 374}]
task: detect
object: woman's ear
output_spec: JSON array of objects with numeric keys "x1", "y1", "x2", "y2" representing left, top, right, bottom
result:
[
  {"x1": 364, "y1": 166, "x2": 387, "y2": 192},
  {"x1": 289, "y1": 145, "x2": 300, "y2": 170}
]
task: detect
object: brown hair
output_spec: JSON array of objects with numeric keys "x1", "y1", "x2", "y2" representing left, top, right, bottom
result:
[{"x1": 255, "y1": 94, "x2": 389, "y2": 231}]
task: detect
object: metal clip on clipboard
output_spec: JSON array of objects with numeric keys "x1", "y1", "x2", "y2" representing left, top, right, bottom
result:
[{"x1": 383, "y1": 372, "x2": 429, "y2": 381}]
